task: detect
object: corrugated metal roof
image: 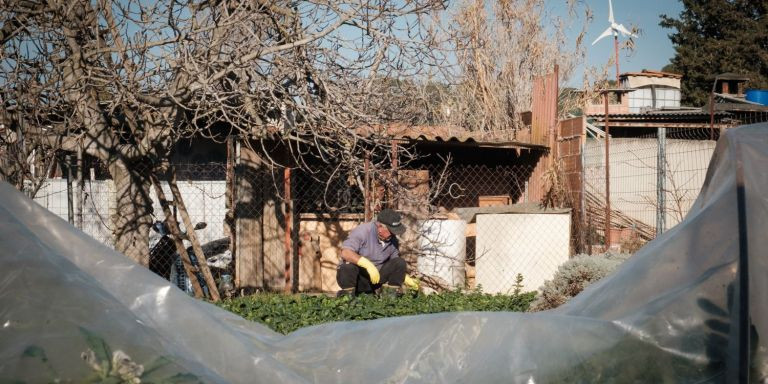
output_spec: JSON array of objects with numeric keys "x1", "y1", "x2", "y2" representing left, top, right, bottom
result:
[
  {"x1": 357, "y1": 123, "x2": 546, "y2": 149},
  {"x1": 621, "y1": 70, "x2": 682, "y2": 79},
  {"x1": 713, "y1": 72, "x2": 751, "y2": 81},
  {"x1": 587, "y1": 109, "x2": 730, "y2": 119}
]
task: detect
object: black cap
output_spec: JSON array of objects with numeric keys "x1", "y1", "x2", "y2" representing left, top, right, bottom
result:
[{"x1": 376, "y1": 209, "x2": 405, "y2": 236}]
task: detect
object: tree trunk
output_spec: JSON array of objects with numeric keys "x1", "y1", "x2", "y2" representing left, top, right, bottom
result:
[{"x1": 109, "y1": 160, "x2": 153, "y2": 265}]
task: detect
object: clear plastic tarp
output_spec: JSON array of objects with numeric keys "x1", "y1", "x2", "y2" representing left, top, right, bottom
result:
[{"x1": 2, "y1": 125, "x2": 767, "y2": 383}]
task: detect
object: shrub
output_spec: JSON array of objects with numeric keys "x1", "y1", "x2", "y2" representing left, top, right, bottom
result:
[
  {"x1": 218, "y1": 289, "x2": 536, "y2": 334},
  {"x1": 529, "y1": 252, "x2": 631, "y2": 312}
]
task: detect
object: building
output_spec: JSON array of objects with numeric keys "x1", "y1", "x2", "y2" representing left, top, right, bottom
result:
[{"x1": 584, "y1": 70, "x2": 684, "y2": 115}]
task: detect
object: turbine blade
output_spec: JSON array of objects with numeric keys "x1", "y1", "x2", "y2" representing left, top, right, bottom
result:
[
  {"x1": 615, "y1": 23, "x2": 637, "y2": 38},
  {"x1": 608, "y1": 0, "x2": 615, "y2": 24},
  {"x1": 592, "y1": 27, "x2": 614, "y2": 45}
]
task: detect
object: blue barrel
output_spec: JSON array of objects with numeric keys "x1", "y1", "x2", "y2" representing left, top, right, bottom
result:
[{"x1": 745, "y1": 89, "x2": 768, "y2": 105}]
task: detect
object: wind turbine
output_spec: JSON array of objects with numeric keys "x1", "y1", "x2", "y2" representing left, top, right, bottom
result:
[{"x1": 592, "y1": 0, "x2": 638, "y2": 84}]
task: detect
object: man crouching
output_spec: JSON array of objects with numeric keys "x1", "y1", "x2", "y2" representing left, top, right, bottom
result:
[{"x1": 336, "y1": 209, "x2": 407, "y2": 297}]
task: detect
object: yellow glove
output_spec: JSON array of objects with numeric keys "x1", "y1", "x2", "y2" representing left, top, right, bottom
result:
[
  {"x1": 356, "y1": 257, "x2": 380, "y2": 284},
  {"x1": 404, "y1": 274, "x2": 420, "y2": 291}
]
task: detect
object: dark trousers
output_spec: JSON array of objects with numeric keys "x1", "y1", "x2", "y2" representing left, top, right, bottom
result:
[{"x1": 336, "y1": 257, "x2": 406, "y2": 294}]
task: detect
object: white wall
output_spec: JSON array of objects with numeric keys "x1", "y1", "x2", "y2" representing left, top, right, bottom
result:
[
  {"x1": 584, "y1": 137, "x2": 716, "y2": 231},
  {"x1": 33, "y1": 179, "x2": 228, "y2": 248},
  {"x1": 474, "y1": 213, "x2": 571, "y2": 293}
]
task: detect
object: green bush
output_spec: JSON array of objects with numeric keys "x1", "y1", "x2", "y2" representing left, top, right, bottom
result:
[
  {"x1": 218, "y1": 289, "x2": 536, "y2": 334},
  {"x1": 529, "y1": 252, "x2": 632, "y2": 312}
]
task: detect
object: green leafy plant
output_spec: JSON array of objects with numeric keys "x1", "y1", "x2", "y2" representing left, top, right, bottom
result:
[
  {"x1": 14, "y1": 327, "x2": 202, "y2": 384},
  {"x1": 218, "y1": 288, "x2": 536, "y2": 335}
]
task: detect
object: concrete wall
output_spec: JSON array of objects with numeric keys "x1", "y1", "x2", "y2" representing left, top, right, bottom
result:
[{"x1": 584, "y1": 137, "x2": 716, "y2": 231}]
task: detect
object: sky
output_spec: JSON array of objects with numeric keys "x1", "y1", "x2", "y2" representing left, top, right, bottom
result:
[{"x1": 563, "y1": 0, "x2": 685, "y2": 86}]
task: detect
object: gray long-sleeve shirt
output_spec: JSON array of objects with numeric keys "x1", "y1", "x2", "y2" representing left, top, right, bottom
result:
[{"x1": 341, "y1": 221, "x2": 400, "y2": 268}]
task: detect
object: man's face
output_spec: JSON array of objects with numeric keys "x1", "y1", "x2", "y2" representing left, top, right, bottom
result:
[{"x1": 375, "y1": 222, "x2": 393, "y2": 241}]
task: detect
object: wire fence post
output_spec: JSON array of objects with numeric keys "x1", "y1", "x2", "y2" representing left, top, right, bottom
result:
[
  {"x1": 75, "y1": 146, "x2": 84, "y2": 230},
  {"x1": 65, "y1": 154, "x2": 74, "y2": 225},
  {"x1": 656, "y1": 127, "x2": 667, "y2": 236},
  {"x1": 603, "y1": 93, "x2": 612, "y2": 251},
  {"x1": 284, "y1": 167, "x2": 294, "y2": 293},
  {"x1": 364, "y1": 153, "x2": 372, "y2": 221}
]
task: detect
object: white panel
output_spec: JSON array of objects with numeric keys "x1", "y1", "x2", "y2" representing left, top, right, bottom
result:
[
  {"x1": 475, "y1": 214, "x2": 570, "y2": 293},
  {"x1": 32, "y1": 178, "x2": 228, "y2": 250},
  {"x1": 81, "y1": 180, "x2": 115, "y2": 247},
  {"x1": 34, "y1": 179, "x2": 69, "y2": 219},
  {"x1": 150, "y1": 180, "x2": 228, "y2": 244},
  {"x1": 417, "y1": 220, "x2": 466, "y2": 292},
  {"x1": 206, "y1": 180, "x2": 227, "y2": 241}
]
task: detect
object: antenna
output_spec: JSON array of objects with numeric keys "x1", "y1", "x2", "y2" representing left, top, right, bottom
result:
[{"x1": 592, "y1": 0, "x2": 638, "y2": 84}]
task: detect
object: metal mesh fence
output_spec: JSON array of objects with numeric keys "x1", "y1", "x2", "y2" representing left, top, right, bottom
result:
[
  {"x1": 581, "y1": 113, "x2": 768, "y2": 253},
  {"x1": 28, "y1": 112, "x2": 768, "y2": 296},
  {"x1": 29, "y1": 162, "x2": 231, "y2": 292},
  {"x1": 582, "y1": 128, "x2": 717, "y2": 251},
  {"x1": 13, "y1": 143, "x2": 573, "y2": 296},
  {"x1": 285, "y1": 150, "x2": 569, "y2": 294}
]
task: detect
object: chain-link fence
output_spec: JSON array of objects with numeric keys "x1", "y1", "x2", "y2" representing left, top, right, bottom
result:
[
  {"x1": 18, "y1": 142, "x2": 580, "y2": 296},
  {"x1": 28, "y1": 112, "x2": 768, "y2": 297},
  {"x1": 399, "y1": 161, "x2": 566, "y2": 294},
  {"x1": 581, "y1": 111, "x2": 768, "y2": 253},
  {"x1": 283, "y1": 146, "x2": 568, "y2": 294},
  {"x1": 583, "y1": 128, "x2": 716, "y2": 252},
  {"x1": 29, "y1": 161, "x2": 231, "y2": 294}
]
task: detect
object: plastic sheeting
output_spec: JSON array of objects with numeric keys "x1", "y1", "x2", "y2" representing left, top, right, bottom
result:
[{"x1": 2, "y1": 125, "x2": 768, "y2": 383}]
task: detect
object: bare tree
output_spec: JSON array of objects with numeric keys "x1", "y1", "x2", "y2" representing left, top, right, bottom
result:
[
  {"x1": 0, "y1": 106, "x2": 59, "y2": 196},
  {"x1": 438, "y1": 0, "x2": 588, "y2": 133},
  {"x1": 340, "y1": 0, "x2": 593, "y2": 133},
  {"x1": 1, "y1": 0, "x2": 447, "y2": 263}
]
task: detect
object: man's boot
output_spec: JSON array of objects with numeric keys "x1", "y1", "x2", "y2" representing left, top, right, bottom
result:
[
  {"x1": 336, "y1": 287, "x2": 355, "y2": 298},
  {"x1": 379, "y1": 284, "x2": 403, "y2": 298}
]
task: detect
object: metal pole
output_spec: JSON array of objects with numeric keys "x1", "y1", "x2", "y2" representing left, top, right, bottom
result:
[
  {"x1": 391, "y1": 141, "x2": 398, "y2": 210},
  {"x1": 364, "y1": 154, "x2": 371, "y2": 221},
  {"x1": 656, "y1": 127, "x2": 666, "y2": 236},
  {"x1": 710, "y1": 92, "x2": 716, "y2": 140},
  {"x1": 75, "y1": 146, "x2": 84, "y2": 230},
  {"x1": 580, "y1": 117, "x2": 587, "y2": 254},
  {"x1": 614, "y1": 36, "x2": 620, "y2": 85},
  {"x1": 283, "y1": 167, "x2": 293, "y2": 293},
  {"x1": 66, "y1": 154, "x2": 74, "y2": 225},
  {"x1": 233, "y1": 137, "x2": 242, "y2": 290},
  {"x1": 731, "y1": 145, "x2": 750, "y2": 383},
  {"x1": 604, "y1": 93, "x2": 612, "y2": 250}
]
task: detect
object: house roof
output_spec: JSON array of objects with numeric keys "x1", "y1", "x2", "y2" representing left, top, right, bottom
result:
[
  {"x1": 713, "y1": 72, "x2": 751, "y2": 81},
  {"x1": 589, "y1": 109, "x2": 728, "y2": 120},
  {"x1": 710, "y1": 93, "x2": 768, "y2": 111},
  {"x1": 621, "y1": 70, "x2": 682, "y2": 79},
  {"x1": 356, "y1": 123, "x2": 547, "y2": 150},
  {"x1": 586, "y1": 108, "x2": 738, "y2": 129}
]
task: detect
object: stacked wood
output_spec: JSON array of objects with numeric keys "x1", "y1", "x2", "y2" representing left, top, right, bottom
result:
[{"x1": 585, "y1": 191, "x2": 656, "y2": 241}]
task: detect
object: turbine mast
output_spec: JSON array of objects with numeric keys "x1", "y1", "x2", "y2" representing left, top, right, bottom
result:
[{"x1": 614, "y1": 35, "x2": 620, "y2": 85}]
